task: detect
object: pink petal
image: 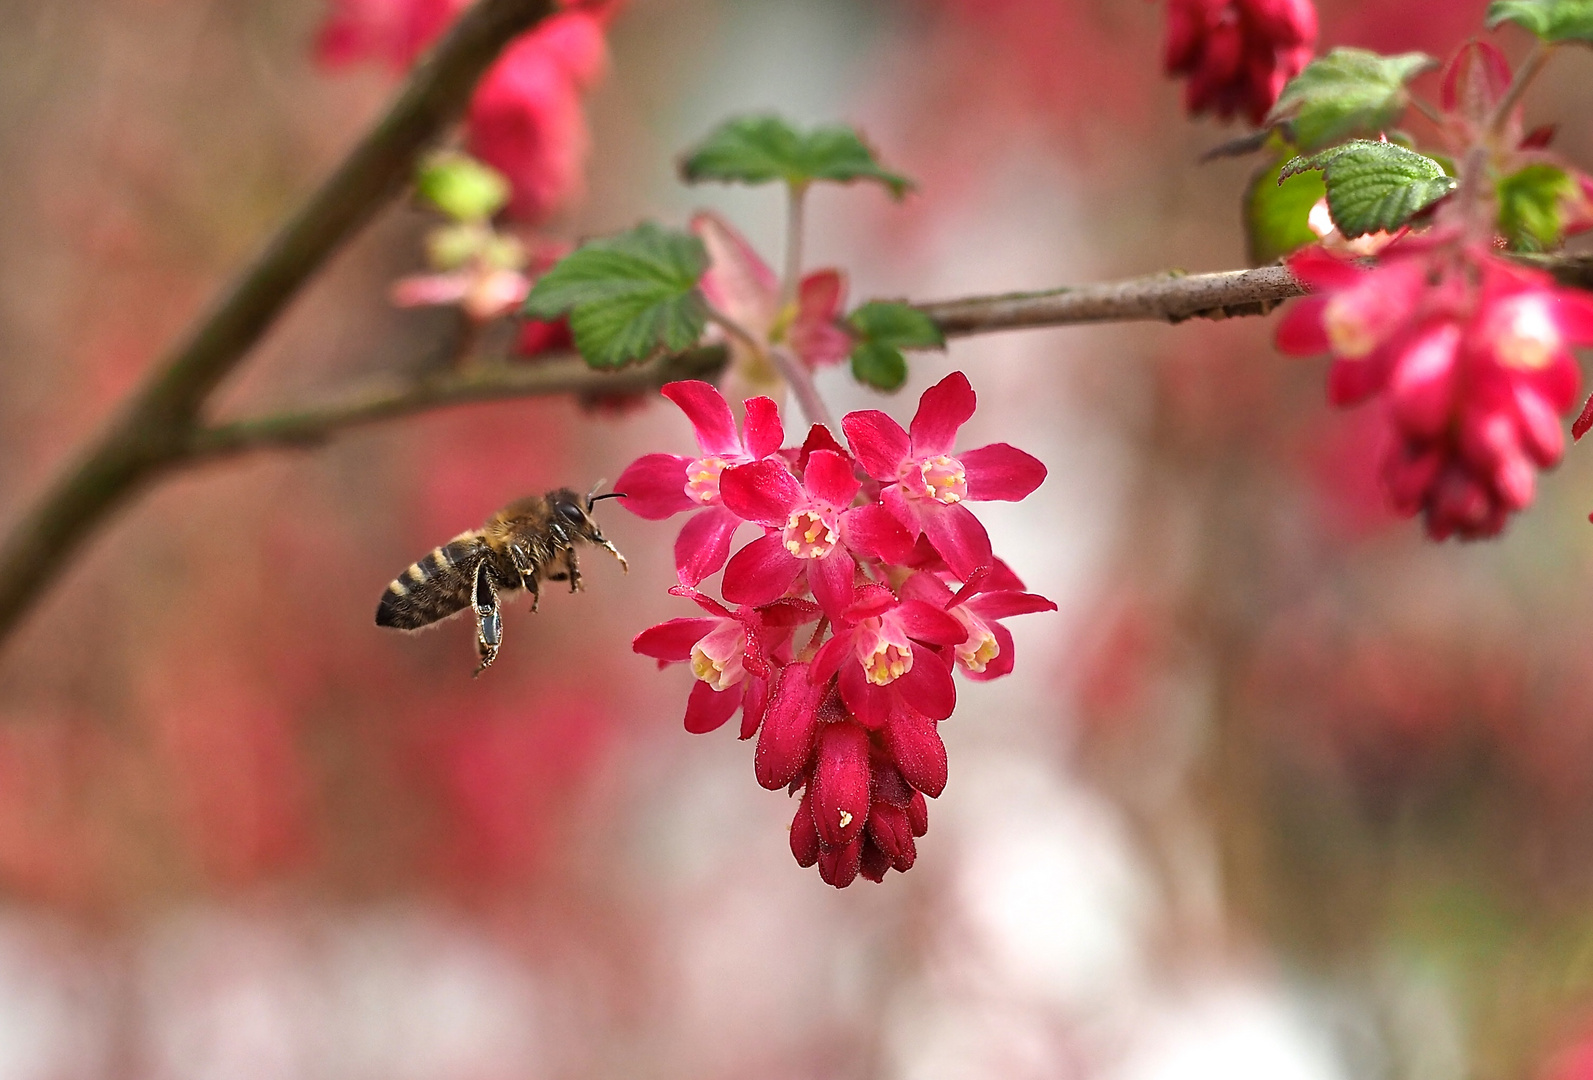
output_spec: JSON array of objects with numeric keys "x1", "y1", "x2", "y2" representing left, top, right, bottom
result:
[
  {"x1": 790, "y1": 269, "x2": 852, "y2": 368},
  {"x1": 883, "y1": 705, "x2": 947, "y2": 798},
  {"x1": 615, "y1": 454, "x2": 695, "y2": 520},
  {"x1": 910, "y1": 372, "x2": 976, "y2": 456},
  {"x1": 670, "y1": 584, "x2": 733, "y2": 619},
  {"x1": 691, "y1": 211, "x2": 779, "y2": 337},
  {"x1": 674, "y1": 506, "x2": 742, "y2": 588},
  {"x1": 390, "y1": 272, "x2": 470, "y2": 308},
  {"x1": 662, "y1": 380, "x2": 743, "y2": 457},
  {"x1": 803, "y1": 449, "x2": 861, "y2": 507},
  {"x1": 964, "y1": 622, "x2": 1015, "y2": 682},
  {"x1": 632, "y1": 617, "x2": 718, "y2": 661},
  {"x1": 895, "y1": 651, "x2": 956, "y2": 720},
  {"x1": 755, "y1": 663, "x2": 824, "y2": 789},
  {"x1": 1285, "y1": 246, "x2": 1365, "y2": 291},
  {"x1": 800, "y1": 424, "x2": 849, "y2": 471},
  {"x1": 720, "y1": 459, "x2": 803, "y2": 525},
  {"x1": 1327, "y1": 353, "x2": 1390, "y2": 408},
  {"x1": 1552, "y1": 288, "x2": 1593, "y2": 346},
  {"x1": 1387, "y1": 323, "x2": 1460, "y2": 439},
  {"x1": 840, "y1": 504, "x2": 914, "y2": 564},
  {"x1": 961, "y1": 443, "x2": 1047, "y2": 501},
  {"x1": 722, "y1": 533, "x2": 804, "y2": 607},
  {"x1": 811, "y1": 721, "x2": 871, "y2": 848},
  {"x1": 1274, "y1": 297, "x2": 1330, "y2": 356},
  {"x1": 838, "y1": 662, "x2": 891, "y2": 730},
  {"x1": 811, "y1": 633, "x2": 851, "y2": 684},
  {"x1": 684, "y1": 680, "x2": 741, "y2": 734},
  {"x1": 842, "y1": 410, "x2": 912, "y2": 480},
  {"x1": 921, "y1": 502, "x2": 994, "y2": 579},
  {"x1": 743, "y1": 396, "x2": 784, "y2": 460},
  {"x1": 966, "y1": 591, "x2": 1057, "y2": 620},
  {"x1": 808, "y1": 548, "x2": 857, "y2": 621},
  {"x1": 797, "y1": 269, "x2": 845, "y2": 319},
  {"x1": 894, "y1": 600, "x2": 968, "y2": 645}
]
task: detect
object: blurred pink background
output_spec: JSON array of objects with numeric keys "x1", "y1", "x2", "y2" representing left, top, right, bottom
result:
[{"x1": 3, "y1": 0, "x2": 1593, "y2": 1076}]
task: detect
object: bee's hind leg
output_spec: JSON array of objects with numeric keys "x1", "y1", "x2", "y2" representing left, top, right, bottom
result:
[
  {"x1": 559, "y1": 545, "x2": 582, "y2": 593},
  {"x1": 471, "y1": 560, "x2": 503, "y2": 677}
]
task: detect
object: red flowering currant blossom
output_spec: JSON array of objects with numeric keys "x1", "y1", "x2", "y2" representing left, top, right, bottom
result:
[
  {"x1": 718, "y1": 450, "x2": 913, "y2": 619},
  {"x1": 809, "y1": 582, "x2": 967, "y2": 728},
  {"x1": 692, "y1": 212, "x2": 852, "y2": 400},
  {"x1": 1278, "y1": 240, "x2": 1593, "y2": 540},
  {"x1": 467, "y1": 9, "x2": 609, "y2": 222},
  {"x1": 614, "y1": 382, "x2": 784, "y2": 586},
  {"x1": 632, "y1": 589, "x2": 818, "y2": 739},
  {"x1": 314, "y1": 0, "x2": 468, "y2": 71},
  {"x1": 1163, "y1": 0, "x2": 1316, "y2": 125},
  {"x1": 623, "y1": 371, "x2": 1053, "y2": 886},
  {"x1": 843, "y1": 372, "x2": 1047, "y2": 578},
  {"x1": 899, "y1": 564, "x2": 1059, "y2": 682}
]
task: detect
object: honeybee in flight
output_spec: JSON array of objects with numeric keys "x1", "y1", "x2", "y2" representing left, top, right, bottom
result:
[{"x1": 376, "y1": 484, "x2": 627, "y2": 675}]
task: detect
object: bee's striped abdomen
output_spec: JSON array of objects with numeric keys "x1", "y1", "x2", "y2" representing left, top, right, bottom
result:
[{"x1": 375, "y1": 533, "x2": 487, "y2": 630}]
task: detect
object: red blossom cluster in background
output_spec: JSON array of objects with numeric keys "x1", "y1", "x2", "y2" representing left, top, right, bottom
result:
[
  {"x1": 317, "y1": 0, "x2": 615, "y2": 224},
  {"x1": 1278, "y1": 240, "x2": 1593, "y2": 539},
  {"x1": 620, "y1": 376, "x2": 1052, "y2": 886},
  {"x1": 1163, "y1": 0, "x2": 1316, "y2": 124}
]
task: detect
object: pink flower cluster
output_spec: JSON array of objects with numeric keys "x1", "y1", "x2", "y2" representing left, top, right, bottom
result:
[
  {"x1": 1163, "y1": 0, "x2": 1316, "y2": 125},
  {"x1": 1279, "y1": 239, "x2": 1593, "y2": 540},
  {"x1": 621, "y1": 375, "x2": 1052, "y2": 886},
  {"x1": 316, "y1": 1, "x2": 613, "y2": 222}
]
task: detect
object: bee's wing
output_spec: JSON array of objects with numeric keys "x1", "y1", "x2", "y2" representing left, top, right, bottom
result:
[{"x1": 375, "y1": 534, "x2": 490, "y2": 630}]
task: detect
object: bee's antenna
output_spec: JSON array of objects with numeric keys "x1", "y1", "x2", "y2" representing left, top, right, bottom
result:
[{"x1": 587, "y1": 491, "x2": 627, "y2": 509}]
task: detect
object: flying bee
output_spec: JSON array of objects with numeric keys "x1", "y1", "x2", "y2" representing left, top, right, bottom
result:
[{"x1": 375, "y1": 484, "x2": 628, "y2": 675}]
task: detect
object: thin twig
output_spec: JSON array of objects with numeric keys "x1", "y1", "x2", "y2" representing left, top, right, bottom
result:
[
  {"x1": 1490, "y1": 41, "x2": 1554, "y2": 136},
  {"x1": 780, "y1": 181, "x2": 808, "y2": 310},
  {"x1": 0, "y1": 0, "x2": 554, "y2": 643},
  {"x1": 186, "y1": 348, "x2": 728, "y2": 461},
  {"x1": 705, "y1": 305, "x2": 837, "y2": 431}
]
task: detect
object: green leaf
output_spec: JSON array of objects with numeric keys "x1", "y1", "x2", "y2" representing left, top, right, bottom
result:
[
  {"x1": 523, "y1": 223, "x2": 709, "y2": 369},
  {"x1": 847, "y1": 301, "x2": 945, "y2": 350},
  {"x1": 1245, "y1": 148, "x2": 1327, "y2": 264},
  {"x1": 1498, "y1": 163, "x2": 1573, "y2": 251},
  {"x1": 1487, "y1": 0, "x2": 1593, "y2": 40},
  {"x1": 1268, "y1": 48, "x2": 1437, "y2": 152},
  {"x1": 844, "y1": 301, "x2": 944, "y2": 393},
  {"x1": 1281, "y1": 140, "x2": 1456, "y2": 237},
  {"x1": 850, "y1": 343, "x2": 909, "y2": 392},
  {"x1": 415, "y1": 152, "x2": 509, "y2": 223},
  {"x1": 681, "y1": 115, "x2": 913, "y2": 198}
]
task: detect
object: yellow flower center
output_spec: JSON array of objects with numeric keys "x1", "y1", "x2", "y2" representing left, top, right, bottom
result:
[
  {"x1": 1323, "y1": 294, "x2": 1380, "y2": 359},
  {"x1": 855, "y1": 616, "x2": 914, "y2": 686},
  {"x1": 684, "y1": 456, "x2": 730, "y2": 505},
  {"x1": 904, "y1": 455, "x2": 968, "y2": 504},
  {"x1": 783, "y1": 507, "x2": 839, "y2": 559},
  {"x1": 952, "y1": 609, "x2": 1001, "y2": 673},
  {"x1": 1495, "y1": 296, "x2": 1561, "y2": 370},
  {"x1": 689, "y1": 623, "x2": 747, "y2": 692}
]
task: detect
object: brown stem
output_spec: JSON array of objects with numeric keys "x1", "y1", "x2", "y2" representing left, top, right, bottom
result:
[
  {"x1": 186, "y1": 348, "x2": 728, "y2": 462},
  {"x1": 0, "y1": 0, "x2": 554, "y2": 642}
]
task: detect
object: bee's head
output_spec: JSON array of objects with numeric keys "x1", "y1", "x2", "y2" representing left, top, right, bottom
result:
[{"x1": 548, "y1": 484, "x2": 625, "y2": 543}]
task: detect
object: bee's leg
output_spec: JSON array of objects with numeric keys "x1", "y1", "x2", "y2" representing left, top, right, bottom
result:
[
  {"x1": 523, "y1": 569, "x2": 541, "y2": 613},
  {"x1": 472, "y1": 560, "x2": 502, "y2": 677},
  {"x1": 596, "y1": 536, "x2": 628, "y2": 574},
  {"x1": 561, "y1": 545, "x2": 582, "y2": 593}
]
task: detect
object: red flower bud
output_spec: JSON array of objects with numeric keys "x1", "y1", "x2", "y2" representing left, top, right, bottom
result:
[
  {"x1": 755, "y1": 663, "x2": 825, "y2": 791},
  {"x1": 811, "y1": 721, "x2": 872, "y2": 849},
  {"x1": 790, "y1": 788, "x2": 820, "y2": 868},
  {"x1": 867, "y1": 801, "x2": 917, "y2": 872},
  {"x1": 817, "y1": 837, "x2": 862, "y2": 888}
]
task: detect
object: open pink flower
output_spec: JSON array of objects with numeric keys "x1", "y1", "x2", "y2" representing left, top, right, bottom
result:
[
  {"x1": 900, "y1": 568, "x2": 1057, "y2": 682},
  {"x1": 632, "y1": 590, "x2": 817, "y2": 738},
  {"x1": 810, "y1": 583, "x2": 967, "y2": 728},
  {"x1": 615, "y1": 381, "x2": 784, "y2": 586},
  {"x1": 718, "y1": 450, "x2": 913, "y2": 618},
  {"x1": 692, "y1": 212, "x2": 852, "y2": 383},
  {"x1": 842, "y1": 372, "x2": 1047, "y2": 577}
]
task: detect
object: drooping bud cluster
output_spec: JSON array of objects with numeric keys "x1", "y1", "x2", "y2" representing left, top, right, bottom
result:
[
  {"x1": 315, "y1": 1, "x2": 616, "y2": 223},
  {"x1": 622, "y1": 375, "x2": 1053, "y2": 886},
  {"x1": 1278, "y1": 238, "x2": 1593, "y2": 540},
  {"x1": 1163, "y1": 0, "x2": 1316, "y2": 125}
]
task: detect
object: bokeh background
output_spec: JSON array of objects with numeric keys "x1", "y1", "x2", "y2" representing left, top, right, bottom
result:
[{"x1": 2, "y1": 0, "x2": 1593, "y2": 1076}]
